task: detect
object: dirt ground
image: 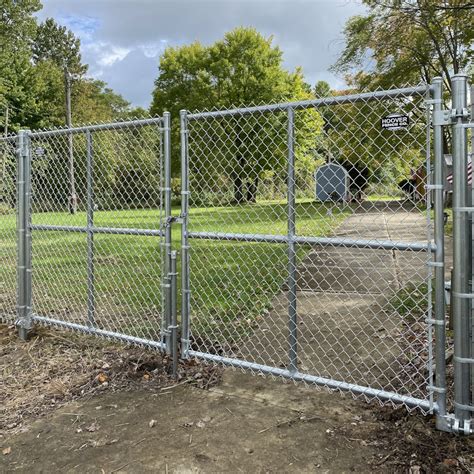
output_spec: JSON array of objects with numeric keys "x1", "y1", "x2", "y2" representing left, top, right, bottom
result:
[{"x1": 1, "y1": 324, "x2": 474, "y2": 473}]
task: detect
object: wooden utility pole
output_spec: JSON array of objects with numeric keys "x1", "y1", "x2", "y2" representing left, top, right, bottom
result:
[{"x1": 65, "y1": 70, "x2": 77, "y2": 214}]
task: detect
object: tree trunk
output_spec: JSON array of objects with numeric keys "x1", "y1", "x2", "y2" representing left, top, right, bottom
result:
[
  {"x1": 232, "y1": 147, "x2": 246, "y2": 204},
  {"x1": 246, "y1": 176, "x2": 259, "y2": 203},
  {"x1": 232, "y1": 171, "x2": 244, "y2": 204}
]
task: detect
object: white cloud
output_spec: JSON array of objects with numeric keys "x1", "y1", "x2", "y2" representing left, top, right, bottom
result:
[{"x1": 38, "y1": 0, "x2": 366, "y2": 108}]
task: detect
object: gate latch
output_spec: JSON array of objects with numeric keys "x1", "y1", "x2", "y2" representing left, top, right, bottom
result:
[{"x1": 164, "y1": 216, "x2": 183, "y2": 227}]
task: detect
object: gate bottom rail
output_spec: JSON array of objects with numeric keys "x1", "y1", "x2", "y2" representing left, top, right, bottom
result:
[
  {"x1": 32, "y1": 314, "x2": 166, "y2": 351},
  {"x1": 187, "y1": 349, "x2": 437, "y2": 413}
]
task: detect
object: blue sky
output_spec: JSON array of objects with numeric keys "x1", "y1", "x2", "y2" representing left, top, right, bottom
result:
[{"x1": 38, "y1": 0, "x2": 366, "y2": 108}]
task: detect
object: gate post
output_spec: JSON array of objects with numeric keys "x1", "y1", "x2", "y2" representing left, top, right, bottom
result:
[
  {"x1": 180, "y1": 109, "x2": 191, "y2": 358},
  {"x1": 16, "y1": 130, "x2": 32, "y2": 340},
  {"x1": 163, "y1": 111, "x2": 172, "y2": 353},
  {"x1": 451, "y1": 73, "x2": 472, "y2": 432},
  {"x1": 471, "y1": 83, "x2": 474, "y2": 409},
  {"x1": 431, "y1": 77, "x2": 448, "y2": 430},
  {"x1": 169, "y1": 250, "x2": 178, "y2": 377}
]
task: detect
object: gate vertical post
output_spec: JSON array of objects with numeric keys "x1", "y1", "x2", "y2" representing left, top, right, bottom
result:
[
  {"x1": 180, "y1": 110, "x2": 191, "y2": 358},
  {"x1": 451, "y1": 73, "x2": 472, "y2": 429},
  {"x1": 86, "y1": 130, "x2": 96, "y2": 327},
  {"x1": 471, "y1": 83, "x2": 474, "y2": 407},
  {"x1": 431, "y1": 77, "x2": 448, "y2": 429},
  {"x1": 16, "y1": 130, "x2": 32, "y2": 340},
  {"x1": 287, "y1": 107, "x2": 298, "y2": 373},
  {"x1": 170, "y1": 250, "x2": 178, "y2": 377},
  {"x1": 163, "y1": 111, "x2": 172, "y2": 353}
]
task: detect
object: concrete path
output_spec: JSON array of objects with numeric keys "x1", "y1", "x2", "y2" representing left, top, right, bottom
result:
[{"x1": 236, "y1": 204, "x2": 430, "y2": 399}]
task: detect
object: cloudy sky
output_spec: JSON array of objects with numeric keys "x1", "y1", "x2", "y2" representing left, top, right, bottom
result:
[{"x1": 38, "y1": 0, "x2": 366, "y2": 108}]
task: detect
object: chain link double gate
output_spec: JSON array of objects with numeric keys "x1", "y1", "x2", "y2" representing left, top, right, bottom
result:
[{"x1": 1, "y1": 75, "x2": 473, "y2": 434}]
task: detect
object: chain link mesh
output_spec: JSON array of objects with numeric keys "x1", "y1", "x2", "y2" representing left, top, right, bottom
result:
[
  {"x1": 28, "y1": 119, "x2": 166, "y2": 342},
  {"x1": 185, "y1": 86, "x2": 435, "y2": 411},
  {"x1": 0, "y1": 135, "x2": 18, "y2": 323}
]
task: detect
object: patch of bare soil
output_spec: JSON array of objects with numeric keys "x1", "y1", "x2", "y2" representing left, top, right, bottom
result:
[
  {"x1": 0, "y1": 324, "x2": 221, "y2": 437},
  {"x1": 1, "y1": 323, "x2": 474, "y2": 473}
]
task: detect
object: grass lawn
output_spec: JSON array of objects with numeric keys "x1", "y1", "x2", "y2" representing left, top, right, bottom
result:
[{"x1": 0, "y1": 200, "x2": 348, "y2": 342}]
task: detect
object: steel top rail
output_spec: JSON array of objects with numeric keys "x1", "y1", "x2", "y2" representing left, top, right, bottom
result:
[
  {"x1": 187, "y1": 84, "x2": 431, "y2": 120},
  {"x1": 28, "y1": 116, "x2": 164, "y2": 138}
]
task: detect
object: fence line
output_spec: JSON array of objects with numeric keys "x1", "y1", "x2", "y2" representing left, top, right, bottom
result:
[{"x1": 1, "y1": 79, "x2": 473, "y2": 433}]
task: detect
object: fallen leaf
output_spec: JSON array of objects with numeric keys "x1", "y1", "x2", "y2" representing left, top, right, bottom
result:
[
  {"x1": 97, "y1": 373, "x2": 108, "y2": 384},
  {"x1": 2, "y1": 447, "x2": 11, "y2": 456},
  {"x1": 196, "y1": 420, "x2": 206, "y2": 429},
  {"x1": 149, "y1": 419, "x2": 157, "y2": 428},
  {"x1": 442, "y1": 459, "x2": 459, "y2": 467}
]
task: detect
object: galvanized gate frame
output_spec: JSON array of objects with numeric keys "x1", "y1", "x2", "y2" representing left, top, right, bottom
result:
[
  {"x1": 13, "y1": 76, "x2": 474, "y2": 434},
  {"x1": 15, "y1": 115, "x2": 176, "y2": 362},
  {"x1": 177, "y1": 75, "x2": 473, "y2": 435}
]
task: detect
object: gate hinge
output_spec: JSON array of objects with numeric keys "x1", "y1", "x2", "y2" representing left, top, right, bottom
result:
[
  {"x1": 432, "y1": 109, "x2": 452, "y2": 126},
  {"x1": 433, "y1": 108, "x2": 470, "y2": 126}
]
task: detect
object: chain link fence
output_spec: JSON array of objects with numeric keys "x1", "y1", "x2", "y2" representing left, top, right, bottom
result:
[
  {"x1": 3, "y1": 78, "x2": 474, "y2": 433},
  {"x1": 0, "y1": 135, "x2": 18, "y2": 323},
  {"x1": 181, "y1": 85, "x2": 437, "y2": 413}
]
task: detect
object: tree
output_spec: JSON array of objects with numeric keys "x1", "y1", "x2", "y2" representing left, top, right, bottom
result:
[
  {"x1": 151, "y1": 27, "x2": 322, "y2": 203},
  {"x1": 0, "y1": 0, "x2": 42, "y2": 132},
  {"x1": 32, "y1": 18, "x2": 89, "y2": 213},
  {"x1": 330, "y1": 1, "x2": 473, "y2": 196},
  {"x1": 33, "y1": 18, "x2": 87, "y2": 76},
  {"x1": 332, "y1": 0, "x2": 474, "y2": 91}
]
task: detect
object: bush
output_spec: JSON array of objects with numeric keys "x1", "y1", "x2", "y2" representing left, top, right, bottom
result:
[{"x1": 0, "y1": 203, "x2": 14, "y2": 215}]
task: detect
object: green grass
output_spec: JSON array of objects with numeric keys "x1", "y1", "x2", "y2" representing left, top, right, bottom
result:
[
  {"x1": 366, "y1": 194, "x2": 403, "y2": 202},
  {"x1": 388, "y1": 282, "x2": 428, "y2": 323},
  {"x1": 0, "y1": 200, "x2": 348, "y2": 341}
]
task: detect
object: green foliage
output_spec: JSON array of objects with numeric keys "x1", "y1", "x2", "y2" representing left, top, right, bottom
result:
[
  {"x1": 33, "y1": 17, "x2": 88, "y2": 76},
  {"x1": 389, "y1": 283, "x2": 428, "y2": 323},
  {"x1": 151, "y1": 27, "x2": 314, "y2": 116},
  {"x1": 0, "y1": 0, "x2": 42, "y2": 129},
  {"x1": 333, "y1": 0, "x2": 474, "y2": 90},
  {"x1": 151, "y1": 27, "x2": 323, "y2": 201},
  {"x1": 0, "y1": 2, "x2": 136, "y2": 136}
]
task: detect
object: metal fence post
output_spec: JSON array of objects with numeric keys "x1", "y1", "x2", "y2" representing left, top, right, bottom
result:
[
  {"x1": 86, "y1": 130, "x2": 96, "y2": 327},
  {"x1": 431, "y1": 77, "x2": 448, "y2": 430},
  {"x1": 163, "y1": 111, "x2": 172, "y2": 353},
  {"x1": 169, "y1": 250, "x2": 178, "y2": 377},
  {"x1": 451, "y1": 73, "x2": 472, "y2": 430},
  {"x1": 287, "y1": 107, "x2": 298, "y2": 373},
  {"x1": 180, "y1": 109, "x2": 191, "y2": 358},
  {"x1": 16, "y1": 130, "x2": 32, "y2": 340},
  {"x1": 471, "y1": 83, "x2": 474, "y2": 408}
]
